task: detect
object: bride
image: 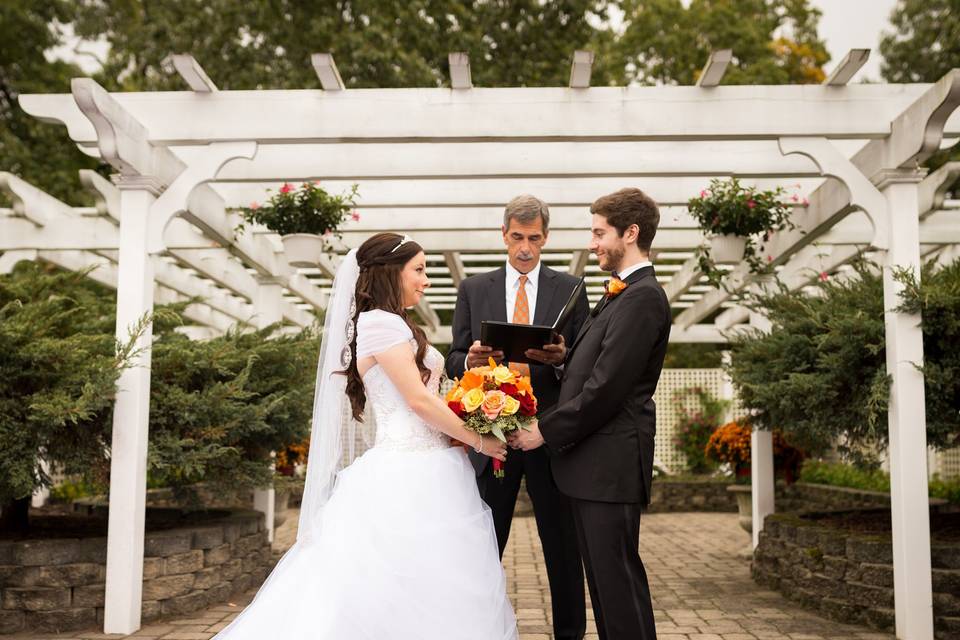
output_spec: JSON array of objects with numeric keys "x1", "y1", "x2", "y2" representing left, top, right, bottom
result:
[{"x1": 213, "y1": 232, "x2": 518, "y2": 639}]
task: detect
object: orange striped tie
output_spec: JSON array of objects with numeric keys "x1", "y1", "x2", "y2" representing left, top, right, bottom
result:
[{"x1": 510, "y1": 275, "x2": 531, "y2": 378}]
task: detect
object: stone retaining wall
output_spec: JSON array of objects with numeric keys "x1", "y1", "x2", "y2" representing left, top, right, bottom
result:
[
  {"x1": 753, "y1": 511, "x2": 960, "y2": 638},
  {"x1": 0, "y1": 510, "x2": 272, "y2": 635},
  {"x1": 648, "y1": 479, "x2": 738, "y2": 512}
]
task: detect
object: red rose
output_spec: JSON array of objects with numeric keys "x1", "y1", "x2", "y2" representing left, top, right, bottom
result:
[
  {"x1": 499, "y1": 383, "x2": 520, "y2": 398},
  {"x1": 448, "y1": 401, "x2": 466, "y2": 418},
  {"x1": 519, "y1": 393, "x2": 537, "y2": 417}
]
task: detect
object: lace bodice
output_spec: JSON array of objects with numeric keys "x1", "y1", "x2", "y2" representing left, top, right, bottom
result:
[{"x1": 357, "y1": 310, "x2": 449, "y2": 453}]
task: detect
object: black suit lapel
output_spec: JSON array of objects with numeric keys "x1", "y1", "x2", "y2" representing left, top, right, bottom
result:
[
  {"x1": 487, "y1": 267, "x2": 508, "y2": 323},
  {"x1": 532, "y1": 265, "x2": 558, "y2": 326},
  {"x1": 567, "y1": 265, "x2": 656, "y2": 355}
]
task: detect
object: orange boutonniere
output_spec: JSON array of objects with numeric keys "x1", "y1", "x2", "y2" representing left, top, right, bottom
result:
[{"x1": 604, "y1": 277, "x2": 628, "y2": 298}]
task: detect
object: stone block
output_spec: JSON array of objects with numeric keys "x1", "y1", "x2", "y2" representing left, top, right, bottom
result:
[
  {"x1": 0, "y1": 542, "x2": 14, "y2": 566},
  {"x1": 231, "y1": 572, "x2": 253, "y2": 594},
  {"x1": 935, "y1": 592, "x2": 960, "y2": 618},
  {"x1": 72, "y1": 584, "x2": 105, "y2": 608},
  {"x1": 935, "y1": 568, "x2": 960, "y2": 595},
  {"x1": 143, "y1": 556, "x2": 163, "y2": 579},
  {"x1": 822, "y1": 556, "x2": 848, "y2": 580},
  {"x1": 35, "y1": 563, "x2": 104, "y2": 588},
  {"x1": 845, "y1": 581, "x2": 894, "y2": 609},
  {"x1": 221, "y1": 559, "x2": 243, "y2": 581},
  {"x1": 141, "y1": 599, "x2": 162, "y2": 622},
  {"x1": 142, "y1": 574, "x2": 195, "y2": 601},
  {"x1": 12, "y1": 540, "x2": 82, "y2": 567},
  {"x1": 858, "y1": 563, "x2": 894, "y2": 589},
  {"x1": 205, "y1": 581, "x2": 233, "y2": 603},
  {"x1": 0, "y1": 609, "x2": 24, "y2": 634},
  {"x1": 76, "y1": 538, "x2": 107, "y2": 563},
  {"x1": 2, "y1": 586, "x2": 71, "y2": 611},
  {"x1": 820, "y1": 596, "x2": 862, "y2": 624},
  {"x1": 234, "y1": 533, "x2": 265, "y2": 556},
  {"x1": 205, "y1": 543, "x2": 232, "y2": 567},
  {"x1": 862, "y1": 606, "x2": 895, "y2": 631},
  {"x1": 144, "y1": 532, "x2": 192, "y2": 558},
  {"x1": 165, "y1": 549, "x2": 204, "y2": 575},
  {"x1": 0, "y1": 565, "x2": 36, "y2": 587},
  {"x1": 191, "y1": 526, "x2": 225, "y2": 550},
  {"x1": 160, "y1": 589, "x2": 208, "y2": 617},
  {"x1": 193, "y1": 566, "x2": 222, "y2": 590},
  {"x1": 934, "y1": 545, "x2": 960, "y2": 570},
  {"x1": 846, "y1": 537, "x2": 893, "y2": 565},
  {"x1": 25, "y1": 607, "x2": 97, "y2": 633},
  {"x1": 242, "y1": 554, "x2": 259, "y2": 573}
]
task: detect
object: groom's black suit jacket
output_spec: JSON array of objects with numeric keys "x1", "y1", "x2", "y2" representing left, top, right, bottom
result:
[
  {"x1": 540, "y1": 265, "x2": 671, "y2": 505},
  {"x1": 445, "y1": 263, "x2": 590, "y2": 473}
]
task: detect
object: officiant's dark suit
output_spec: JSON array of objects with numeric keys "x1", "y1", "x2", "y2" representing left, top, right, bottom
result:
[
  {"x1": 445, "y1": 195, "x2": 589, "y2": 640},
  {"x1": 537, "y1": 188, "x2": 672, "y2": 640}
]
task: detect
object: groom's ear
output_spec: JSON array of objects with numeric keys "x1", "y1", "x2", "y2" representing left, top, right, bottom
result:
[{"x1": 623, "y1": 223, "x2": 640, "y2": 246}]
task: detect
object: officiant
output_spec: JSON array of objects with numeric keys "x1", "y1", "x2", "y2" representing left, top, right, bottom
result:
[{"x1": 445, "y1": 194, "x2": 590, "y2": 640}]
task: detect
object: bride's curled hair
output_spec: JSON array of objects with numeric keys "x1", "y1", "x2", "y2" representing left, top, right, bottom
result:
[{"x1": 344, "y1": 232, "x2": 431, "y2": 421}]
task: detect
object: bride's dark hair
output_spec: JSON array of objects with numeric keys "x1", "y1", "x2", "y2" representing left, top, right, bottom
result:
[{"x1": 344, "y1": 232, "x2": 430, "y2": 421}]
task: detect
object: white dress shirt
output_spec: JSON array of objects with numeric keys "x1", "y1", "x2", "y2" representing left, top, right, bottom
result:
[
  {"x1": 614, "y1": 260, "x2": 653, "y2": 281},
  {"x1": 505, "y1": 259, "x2": 541, "y2": 322}
]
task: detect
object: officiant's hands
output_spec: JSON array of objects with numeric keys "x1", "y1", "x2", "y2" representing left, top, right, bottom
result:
[
  {"x1": 525, "y1": 334, "x2": 566, "y2": 366},
  {"x1": 508, "y1": 419, "x2": 545, "y2": 451},
  {"x1": 467, "y1": 340, "x2": 504, "y2": 368}
]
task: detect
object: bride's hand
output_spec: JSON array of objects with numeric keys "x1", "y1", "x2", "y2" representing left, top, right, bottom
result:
[{"x1": 480, "y1": 434, "x2": 508, "y2": 462}]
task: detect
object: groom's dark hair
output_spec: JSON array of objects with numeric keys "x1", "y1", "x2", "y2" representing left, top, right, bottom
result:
[{"x1": 591, "y1": 188, "x2": 659, "y2": 253}]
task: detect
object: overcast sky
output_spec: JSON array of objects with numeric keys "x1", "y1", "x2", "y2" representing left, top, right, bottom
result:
[{"x1": 49, "y1": 1, "x2": 903, "y2": 83}]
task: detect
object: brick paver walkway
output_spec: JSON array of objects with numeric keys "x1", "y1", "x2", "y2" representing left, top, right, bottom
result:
[{"x1": 11, "y1": 511, "x2": 892, "y2": 640}]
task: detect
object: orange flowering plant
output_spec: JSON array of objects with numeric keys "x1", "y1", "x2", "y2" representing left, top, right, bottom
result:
[
  {"x1": 446, "y1": 357, "x2": 538, "y2": 478},
  {"x1": 705, "y1": 420, "x2": 806, "y2": 482}
]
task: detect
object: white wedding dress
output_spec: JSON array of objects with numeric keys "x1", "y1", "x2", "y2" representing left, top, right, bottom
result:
[{"x1": 214, "y1": 310, "x2": 517, "y2": 640}]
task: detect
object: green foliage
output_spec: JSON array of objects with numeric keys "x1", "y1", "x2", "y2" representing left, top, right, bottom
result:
[
  {"x1": 672, "y1": 386, "x2": 729, "y2": 473},
  {"x1": 612, "y1": 0, "x2": 829, "y2": 85},
  {"x1": 688, "y1": 177, "x2": 799, "y2": 285},
  {"x1": 880, "y1": 0, "x2": 960, "y2": 84},
  {"x1": 663, "y1": 343, "x2": 725, "y2": 369},
  {"x1": 0, "y1": 262, "x2": 142, "y2": 506},
  {"x1": 146, "y1": 324, "x2": 319, "y2": 497},
  {"x1": 238, "y1": 182, "x2": 359, "y2": 237},
  {"x1": 727, "y1": 258, "x2": 960, "y2": 459},
  {"x1": 800, "y1": 460, "x2": 960, "y2": 505}
]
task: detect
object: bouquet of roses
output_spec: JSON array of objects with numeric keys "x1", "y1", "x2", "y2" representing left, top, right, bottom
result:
[{"x1": 445, "y1": 358, "x2": 538, "y2": 478}]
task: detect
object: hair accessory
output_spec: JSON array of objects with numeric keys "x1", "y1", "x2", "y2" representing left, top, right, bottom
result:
[{"x1": 389, "y1": 235, "x2": 413, "y2": 253}]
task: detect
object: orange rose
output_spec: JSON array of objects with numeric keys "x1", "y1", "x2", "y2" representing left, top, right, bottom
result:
[
  {"x1": 460, "y1": 370, "x2": 484, "y2": 391},
  {"x1": 445, "y1": 386, "x2": 464, "y2": 403},
  {"x1": 481, "y1": 390, "x2": 506, "y2": 420},
  {"x1": 515, "y1": 375, "x2": 533, "y2": 397}
]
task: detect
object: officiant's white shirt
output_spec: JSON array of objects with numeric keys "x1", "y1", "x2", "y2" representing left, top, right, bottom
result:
[{"x1": 505, "y1": 259, "x2": 541, "y2": 321}]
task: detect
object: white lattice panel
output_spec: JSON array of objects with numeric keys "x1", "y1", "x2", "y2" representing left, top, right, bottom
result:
[
  {"x1": 653, "y1": 368, "x2": 738, "y2": 474},
  {"x1": 934, "y1": 448, "x2": 960, "y2": 480}
]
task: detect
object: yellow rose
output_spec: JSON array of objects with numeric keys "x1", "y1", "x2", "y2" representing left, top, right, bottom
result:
[
  {"x1": 501, "y1": 395, "x2": 520, "y2": 416},
  {"x1": 462, "y1": 388, "x2": 486, "y2": 413},
  {"x1": 492, "y1": 365, "x2": 515, "y2": 384}
]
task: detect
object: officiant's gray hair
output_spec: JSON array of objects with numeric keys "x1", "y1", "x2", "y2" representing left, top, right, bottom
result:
[{"x1": 503, "y1": 194, "x2": 550, "y2": 233}]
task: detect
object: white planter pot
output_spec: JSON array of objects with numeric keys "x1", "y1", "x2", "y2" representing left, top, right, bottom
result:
[
  {"x1": 709, "y1": 234, "x2": 747, "y2": 264},
  {"x1": 281, "y1": 233, "x2": 327, "y2": 268}
]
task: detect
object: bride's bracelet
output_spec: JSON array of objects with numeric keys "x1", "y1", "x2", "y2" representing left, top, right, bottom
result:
[{"x1": 474, "y1": 434, "x2": 483, "y2": 454}]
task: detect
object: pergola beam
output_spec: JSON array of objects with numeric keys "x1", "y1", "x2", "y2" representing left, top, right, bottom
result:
[
  {"x1": 569, "y1": 50, "x2": 594, "y2": 88},
  {"x1": 311, "y1": 53, "x2": 345, "y2": 91},
  {"x1": 448, "y1": 52, "x2": 472, "y2": 89},
  {"x1": 696, "y1": 49, "x2": 733, "y2": 87},
  {"x1": 161, "y1": 54, "x2": 219, "y2": 92},
  {"x1": 824, "y1": 49, "x2": 871, "y2": 86}
]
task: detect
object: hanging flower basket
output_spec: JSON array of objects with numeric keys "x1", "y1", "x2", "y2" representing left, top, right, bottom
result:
[
  {"x1": 281, "y1": 233, "x2": 330, "y2": 268},
  {"x1": 709, "y1": 234, "x2": 748, "y2": 263},
  {"x1": 237, "y1": 182, "x2": 360, "y2": 268},
  {"x1": 688, "y1": 178, "x2": 802, "y2": 287}
]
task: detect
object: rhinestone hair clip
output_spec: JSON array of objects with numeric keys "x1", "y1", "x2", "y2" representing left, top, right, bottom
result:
[{"x1": 389, "y1": 235, "x2": 413, "y2": 253}]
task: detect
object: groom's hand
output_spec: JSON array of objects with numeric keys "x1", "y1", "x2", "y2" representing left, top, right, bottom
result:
[
  {"x1": 525, "y1": 334, "x2": 566, "y2": 366},
  {"x1": 467, "y1": 340, "x2": 504, "y2": 368},
  {"x1": 508, "y1": 419, "x2": 545, "y2": 451}
]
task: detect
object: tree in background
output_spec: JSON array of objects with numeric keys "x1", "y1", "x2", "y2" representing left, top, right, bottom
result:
[
  {"x1": 0, "y1": 1, "x2": 99, "y2": 205},
  {"x1": 880, "y1": 0, "x2": 960, "y2": 195},
  {"x1": 611, "y1": 0, "x2": 829, "y2": 85}
]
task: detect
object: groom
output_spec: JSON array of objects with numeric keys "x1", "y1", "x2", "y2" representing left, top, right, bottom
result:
[
  {"x1": 446, "y1": 194, "x2": 590, "y2": 640},
  {"x1": 510, "y1": 188, "x2": 671, "y2": 640}
]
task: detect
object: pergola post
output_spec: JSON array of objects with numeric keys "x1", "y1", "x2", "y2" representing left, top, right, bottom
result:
[
  {"x1": 252, "y1": 278, "x2": 284, "y2": 543},
  {"x1": 748, "y1": 312, "x2": 775, "y2": 549},
  {"x1": 103, "y1": 181, "x2": 160, "y2": 635},
  {"x1": 878, "y1": 169, "x2": 934, "y2": 639}
]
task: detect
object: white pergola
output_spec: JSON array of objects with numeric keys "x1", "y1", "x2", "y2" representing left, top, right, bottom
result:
[{"x1": 9, "y1": 50, "x2": 960, "y2": 638}]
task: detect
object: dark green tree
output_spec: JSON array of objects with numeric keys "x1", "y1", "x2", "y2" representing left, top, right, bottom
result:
[
  {"x1": 880, "y1": 0, "x2": 960, "y2": 84},
  {"x1": 612, "y1": 0, "x2": 829, "y2": 85},
  {"x1": 0, "y1": 0, "x2": 100, "y2": 205}
]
